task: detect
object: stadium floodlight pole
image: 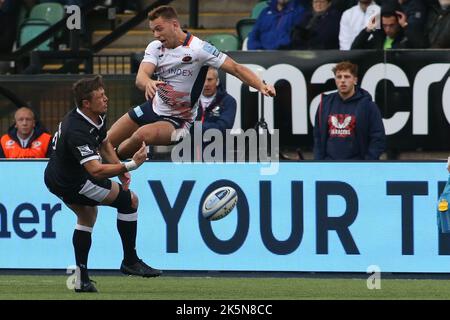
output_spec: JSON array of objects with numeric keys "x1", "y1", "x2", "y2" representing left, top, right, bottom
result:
[{"x1": 189, "y1": 0, "x2": 199, "y2": 28}]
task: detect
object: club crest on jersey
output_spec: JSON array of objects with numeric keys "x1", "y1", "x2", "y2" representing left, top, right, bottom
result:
[
  {"x1": 181, "y1": 55, "x2": 193, "y2": 64},
  {"x1": 77, "y1": 145, "x2": 94, "y2": 156},
  {"x1": 5, "y1": 139, "x2": 15, "y2": 147},
  {"x1": 328, "y1": 114, "x2": 356, "y2": 137}
]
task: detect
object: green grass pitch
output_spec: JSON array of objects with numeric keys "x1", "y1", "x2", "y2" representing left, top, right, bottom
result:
[{"x1": 0, "y1": 275, "x2": 450, "y2": 300}]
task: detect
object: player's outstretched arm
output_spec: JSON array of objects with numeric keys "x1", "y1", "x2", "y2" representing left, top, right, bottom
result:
[
  {"x1": 83, "y1": 142, "x2": 147, "y2": 179},
  {"x1": 136, "y1": 62, "x2": 165, "y2": 100},
  {"x1": 220, "y1": 57, "x2": 276, "y2": 97},
  {"x1": 99, "y1": 138, "x2": 122, "y2": 164},
  {"x1": 99, "y1": 138, "x2": 131, "y2": 189}
]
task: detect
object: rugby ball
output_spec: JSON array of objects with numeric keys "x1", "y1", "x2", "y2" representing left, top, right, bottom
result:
[{"x1": 202, "y1": 186, "x2": 238, "y2": 221}]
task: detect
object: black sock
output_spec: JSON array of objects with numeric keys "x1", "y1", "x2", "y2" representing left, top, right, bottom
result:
[
  {"x1": 117, "y1": 217, "x2": 139, "y2": 265},
  {"x1": 72, "y1": 227, "x2": 92, "y2": 283}
]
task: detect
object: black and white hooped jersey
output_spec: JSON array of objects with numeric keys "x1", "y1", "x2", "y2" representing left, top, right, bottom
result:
[
  {"x1": 45, "y1": 108, "x2": 107, "y2": 190},
  {"x1": 142, "y1": 32, "x2": 228, "y2": 122}
]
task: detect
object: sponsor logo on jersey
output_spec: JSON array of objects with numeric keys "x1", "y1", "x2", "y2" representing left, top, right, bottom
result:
[
  {"x1": 202, "y1": 42, "x2": 221, "y2": 58},
  {"x1": 167, "y1": 68, "x2": 193, "y2": 77},
  {"x1": 77, "y1": 145, "x2": 94, "y2": 157}
]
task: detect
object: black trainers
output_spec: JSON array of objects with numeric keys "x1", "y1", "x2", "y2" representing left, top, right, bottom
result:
[
  {"x1": 120, "y1": 259, "x2": 162, "y2": 278},
  {"x1": 74, "y1": 279, "x2": 98, "y2": 293}
]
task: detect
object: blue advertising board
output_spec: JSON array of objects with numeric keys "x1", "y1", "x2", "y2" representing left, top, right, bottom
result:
[{"x1": 0, "y1": 161, "x2": 449, "y2": 272}]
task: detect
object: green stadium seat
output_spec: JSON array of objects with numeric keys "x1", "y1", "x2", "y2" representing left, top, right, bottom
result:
[
  {"x1": 29, "y1": 2, "x2": 65, "y2": 25},
  {"x1": 251, "y1": 1, "x2": 268, "y2": 19},
  {"x1": 236, "y1": 18, "x2": 256, "y2": 46},
  {"x1": 18, "y1": 20, "x2": 52, "y2": 50},
  {"x1": 205, "y1": 34, "x2": 240, "y2": 51},
  {"x1": 18, "y1": 2, "x2": 65, "y2": 51}
]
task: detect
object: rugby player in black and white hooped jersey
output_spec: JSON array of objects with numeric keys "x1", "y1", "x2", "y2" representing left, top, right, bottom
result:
[
  {"x1": 107, "y1": 5, "x2": 276, "y2": 159},
  {"x1": 44, "y1": 76, "x2": 161, "y2": 293}
]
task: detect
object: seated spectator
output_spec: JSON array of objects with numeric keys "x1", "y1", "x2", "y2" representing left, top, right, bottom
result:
[
  {"x1": 190, "y1": 67, "x2": 237, "y2": 161},
  {"x1": 425, "y1": 0, "x2": 450, "y2": 48},
  {"x1": 291, "y1": 0, "x2": 341, "y2": 49},
  {"x1": 339, "y1": 0, "x2": 381, "y2": 50},
  {"x1": 381, "y1": 0, "x2": 428, "y2": 32},
  {"x1": 0, "y1": 107, "x2": 52, "y2": 158},
  {"x1": 313, "y1": 61, "x2": 385, "y2": 160},
  {"x1": 248, "y1": 0, "x2": 306, "y2": 50},
  {"x1": 351, "y1": 9, "x2": 426, "y2": 49}
]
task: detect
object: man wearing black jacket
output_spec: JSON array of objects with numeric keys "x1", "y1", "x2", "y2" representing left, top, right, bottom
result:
[
  {"x1": 314, "y1": 61, "x2": 385, "y2": 160},
  {"x1": 351, "y1": 8, "x2": 426, "y2": 48},
  {"x1": 426, "y1": 0, "x2": 450, "y2": 48}
]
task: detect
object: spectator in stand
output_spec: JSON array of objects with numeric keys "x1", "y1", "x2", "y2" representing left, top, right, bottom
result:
[
  {"x1": 313, "y1": 61, "x2": 385, "y2": 160},
  {"x1": 0, "y1": 107, "x2": 52, "y2": 158},
  {"x1": 248, "y1": 0, "x2": 306, "y2": 50},
  {"x1": 339, "y1": 0, "x2": 381, "y2": 50},
  {"x1": 380, "y1": 0, "x2": 428, "y2": 33},
  {"x1": 426, "y1": 0, "x2": 450, "y2": 48},
  {"x1": 191, "y1": 67, "x2": 237, "y2": 161},
  {"x1": 351, "y1": 8, "x2": 426, "y2": 49},
  {"x1": 291, "y1": 0, "x2": 341, "y2": 49}
]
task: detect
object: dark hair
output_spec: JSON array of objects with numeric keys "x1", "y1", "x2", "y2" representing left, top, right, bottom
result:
[
  {"x1": 72, "y1": 75, "x2": 104, "y2": 108},
  {"x1": 148, "y1": 5, "x2": 178, "y2": 21},
  {"x1": 332, "y1": 61, "x2": 358, "y2": 77},
  {"x1": 381, "y1": 9, "x2": 398, "y2": 18},
  {"x1": 380, "y1": 0, "x2": 402, "y2": 16}
]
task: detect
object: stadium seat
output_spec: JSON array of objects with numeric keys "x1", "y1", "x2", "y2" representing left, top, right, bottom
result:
[
  {"x1": 236, "y1": 18, "x2": 256, "y2": 46},
  {"x1": 29, "y1": 2, "x2": 65, "y2": 25},
  {"x1": 18, "y1": 20, "x2": 52, "y2": 50},
  {"x1": 251, "y1": 1, "x2": 268, "y2": 19},
  {"x1": 205, "y1": 34, "x2": 240, "y2": 51},
  {"x1": 18, "y1": 2, "x2": 65, "y2": 50}
]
